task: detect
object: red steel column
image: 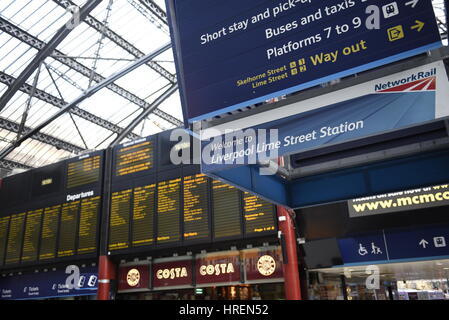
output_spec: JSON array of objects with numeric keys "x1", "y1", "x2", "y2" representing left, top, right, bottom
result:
[
  {"x1": 97, "y1": 255, "x2": 116, "y2": 300},
  {"x1": 277, "y1": 205, "x2": 302, "y2": 300}
]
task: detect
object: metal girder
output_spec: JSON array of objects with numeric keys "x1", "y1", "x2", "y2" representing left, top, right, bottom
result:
[
  {"x1": 52, "y1": 0, "x2": 176, "y2": 84},
  {"x1": 111, "y1": 83, "x2": 178, "y2": 147},
  {"x1": 0, "y1": 71, "x2": 140, "y2": 141},
  {"x1": 138, "y1": 0, "x2": 168, "y2": 25},
  {"x1": 0, "y1": 43, "x2": 173, "y2": 161},
  {"x1": 0, "y1": 159, "x2": 32, "y2": 170},
  {"x1": 0, "y1": 17, "x2": 182, "y2": 127},
  {"x1": 446, "y1": 0, "x2": 449, "y2": 34},
  {"x1": 0, "y1": 0, "x2": 103, "y2": 113},
  {"x1": 0, "y1": 116, "x2": 84, "y2": 154}
]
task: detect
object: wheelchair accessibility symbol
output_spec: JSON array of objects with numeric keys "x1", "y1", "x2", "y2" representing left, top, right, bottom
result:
[{"x1": 358, "y1": 243, "x2": 383, "y2": 256}]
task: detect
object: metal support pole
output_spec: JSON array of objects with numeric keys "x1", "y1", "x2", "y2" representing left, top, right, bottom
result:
[
  {"x1": 44, "y1": 63, "x2": 89, "y2": 149},
  {"x1": 340, "y1": 275, "x2": 348, "y2": 300},
  {"x1": 0, "y1": 0, "x2": 103, "y2": 113},
  {"x1": 0, "y1": 43, "x2": 172, "y2": 161},
  {"x1": 97, "y1": 146, "x2": 115, "y2": 300},
  {"x1": 445, "y1": 0, "x2": 449, "y2": 35},
  {"x1": 16, "y1": 63, "x2": 42, "y2": 141},
  {"x1": 97, "y1": 255, "x2": 117, "y2": 300},
  {"x1": 109, "y1": 83, "x2": 178, "y2": 147},
  {"x1": 277, "y1": 206, "x2": 302, "y2": 300}
]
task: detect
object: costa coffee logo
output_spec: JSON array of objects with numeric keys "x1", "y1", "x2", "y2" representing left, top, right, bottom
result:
[
  {"x1": 156, "y1": 267, "x2": 188, "y2": 280},
  {"x1": 199, "y1": 263, "x2": 235, "y2": 276},
  {"x1": 126, "y1": 269, "x2": 140, "y2": 287},
  {"x1": 257, "y1": 255, "x2": 276, "y2": 276}
]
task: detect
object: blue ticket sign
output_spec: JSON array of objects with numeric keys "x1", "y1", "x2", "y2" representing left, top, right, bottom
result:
[
  {"x1": 166, "y1": 0, "x2": 442, "y2": 122},
  {"x1": 0, "y1": 264, "x2": 97, "y2": 300}
]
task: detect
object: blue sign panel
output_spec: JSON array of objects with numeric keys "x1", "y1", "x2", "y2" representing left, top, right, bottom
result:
[
  {"x1": 385, "y1": 225, "x2": 449, "y2": 260},
  {"x1": 0, "y1": 265, "x2": 97, "y2": 300},
  {"x1": 166, "y1": 0, "x2": 441, "y2": 122},
  {"x1": 337, "y1": 224, "x2": 449, "y2": 265},
  {"x1": 338, "y1": 232, "x2": 388, "y2": 264},
  {"x1": 201, "y1": 61, "x2": 442, "y2": 173}
]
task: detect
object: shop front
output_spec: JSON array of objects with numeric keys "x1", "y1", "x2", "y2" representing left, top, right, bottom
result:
[
  {"x1": 298, "y1": 184, "x2": 449, "y2": 300},
  {"x1": 116, "y1": 246, "x2": 285, "y2": 300}
]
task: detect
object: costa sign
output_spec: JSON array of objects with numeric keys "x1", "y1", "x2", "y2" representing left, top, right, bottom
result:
[
  {"x1": 117, "y1": 265, "x2": 150, "y2": 293},
  {"x1": 199, "y1": 263, "x2": 235, "y2": 276},
  {"x1": 152, "y1": 259, "x2": 193, "y2": 289},
  {"x1": 243, "y1": 247, "x2": 284, "y2": 282},
  {"x1": 156, "y1": 267, "x2": 188, "y2": 280},
  {"x1": 196, "y1": 252, "x2": 241, "y2": 285}
]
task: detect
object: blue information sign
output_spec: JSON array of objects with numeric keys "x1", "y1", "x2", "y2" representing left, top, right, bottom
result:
[
  {"x1": 385, "y1": 225, "x2": 449, "y2": 260},
  {"x1": 166, "y1": 0, "x2": 442, "y2": 122},
  {"x1": 338, "y1": 232, "x2": 388, "y2": 264},
  {"x1": 0, "y1": 265, "x2": 97, "y2": 300},
  {"x1": 337, "y1": 224, "x2": 449, "y2": 265}
]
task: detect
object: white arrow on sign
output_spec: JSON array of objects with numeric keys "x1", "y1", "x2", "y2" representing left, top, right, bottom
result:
[
  {"x1": 406, "y1": 0, "x2": 419, "y2": 8},
  {"x1": 419, "y1": 239, "x2": 429, "y2": 248}
]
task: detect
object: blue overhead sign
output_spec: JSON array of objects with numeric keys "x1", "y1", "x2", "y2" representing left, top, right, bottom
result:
[
  {"x1": 0, "y1": 265, "x2": 97, "y2": 300},
  {"x1": 338, "y1": 232, "x2": 388, "y2": 264},
  {"x1": 385, "y1": 225, "x2": 449, "y2": 261},
  {"x1": 200, "y1": 61, "x2": 449, "y2": 174},
  {"x1": 166, "y1": 0, "x2": 442, "y2": 122},
  {"x1": 337, "y1": 224, "x2": 449, "y2": 266}
]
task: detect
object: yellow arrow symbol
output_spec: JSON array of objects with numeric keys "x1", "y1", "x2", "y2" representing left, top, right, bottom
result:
[{"x1": 411, "y1": 20, "x2": 425, "y2": 32}]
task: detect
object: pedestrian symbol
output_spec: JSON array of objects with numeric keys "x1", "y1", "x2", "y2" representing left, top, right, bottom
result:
[{"x1": 371, "y1": 243, "x2": 383, "y2": 255}]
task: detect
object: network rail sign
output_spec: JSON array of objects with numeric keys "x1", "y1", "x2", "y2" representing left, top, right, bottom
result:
[
  {"x1": 166, "y1": 0, "x2": 442, "y2": 122},
  {"x1": 200, "y1": 61, "x2": 449, "y2": 173}
]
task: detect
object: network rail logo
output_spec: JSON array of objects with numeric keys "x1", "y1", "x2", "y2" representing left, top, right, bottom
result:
[{"x1": 375, "y1": 68, "x2": 436, "y2": 93}]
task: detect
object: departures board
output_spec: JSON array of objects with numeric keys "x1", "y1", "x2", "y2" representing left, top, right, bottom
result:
[
  {"x1": 0, "y1": 130, "x2": 279, "y2": 267},
  {"x1": 0, "y1": 151, "x2": 104, "y2": 269},
  {"x1": 107, "y1": 165, "x2": 277, "y2": 254}
]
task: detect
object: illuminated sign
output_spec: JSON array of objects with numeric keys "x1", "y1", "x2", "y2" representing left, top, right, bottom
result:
[
  {"x1": 41, "y1": 178, "x2": 53, "y2": 186},
  {"x1": 0, "y1": 264, "x2": 98, "y2": 300},
  {"x1": 67, "y1": 155, "x2": 101, "y2": 189},
  {"x1": 152, "y1": 259, "x2": 193, "y2": 289},
  {"x1": 156, "y1": 267, "x2": 188, "y2": 280},
  {"x1": 348, "y1": 183, "x2": 449, "y2": 218},
  {"x1": 257, "y1": 255, "x2": 276, "y2": 277},
  {"x1": 118, "y1": 265, "x2": 150, "y2": 293},
  {"x1": 243, "y1": 247, "x2": 284, "y2": 282},
  {"x1": 195, "y1": 252, "x2": 240, "y2": 285},
  {"x1": 126, "y1": 269, "x2": 141, "y2": 287},
  {"x1": 167, "y1": 0, "x2": 442, "y2": 122},
  {"x1": 199, "y1": 263, "x2": 235, "y2": 276},
  {"x1": 115, "y1": 139, "x2": 154, "y2": 177}
]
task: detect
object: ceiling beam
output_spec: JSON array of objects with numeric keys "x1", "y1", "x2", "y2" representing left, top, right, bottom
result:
[
  {"x1": 138, "y1": 0, "x2": 168, "y2": 25},
  {"x1": 0, "y1": 43, "x2": 173, "y2": 161},
  {"x1": 52, "y1": 0, "x2": 176, "y2": 84},
  {"x1": 0, "y1": 159, "x2": 32, "y2": 171},
  {"x1": 0, "y1": 0, "x2": 103, "y2": 113},
  {"x1": 0, "y1": 116, "x2": 84, "y2": 154},
  {"x1": 0, "y1": 17, "x2": 182, "y2": 127},
  {"x1": 0, "y1": 70, "x2": 140, "y2": 141},
  {"x1": 111, "y1": 83, "x2": 178, "y2": 147}
]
